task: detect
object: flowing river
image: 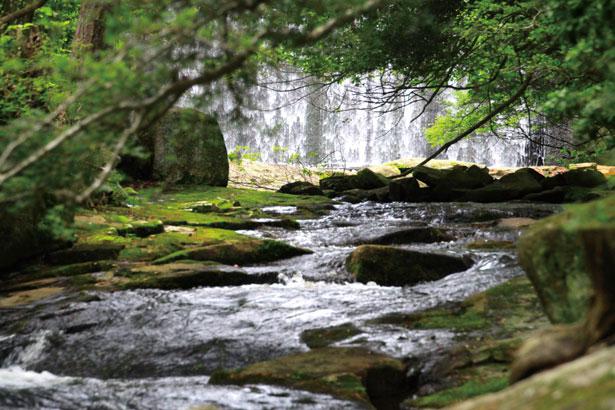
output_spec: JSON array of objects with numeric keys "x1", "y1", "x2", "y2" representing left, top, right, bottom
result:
[{"x1": 0, "y1": 201, "x2": 559, "y2": 409}]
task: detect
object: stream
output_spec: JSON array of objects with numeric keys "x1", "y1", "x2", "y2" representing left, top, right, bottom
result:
[{"x1": 0, "y1": 201, "x2": 559, "y2": 409}]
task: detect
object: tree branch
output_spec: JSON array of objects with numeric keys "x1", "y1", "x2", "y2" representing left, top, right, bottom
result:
[
  {"x1": 0, "y1": 0, "x2": 47, "y2": 27},
  {"x1": 413, "y1": 74, "x2": 533, "y2": 170}
]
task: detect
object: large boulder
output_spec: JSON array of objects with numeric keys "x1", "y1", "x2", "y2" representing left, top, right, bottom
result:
[
  {"x1": 465, "y1": 168, "x2": 544, "y2": 202},
  {"x1": 517, "y1": 196, "x2": 615, "y2": 325},
  {"x1": 542, "y1": 168, "x2": 607, "y2": 190},
  {"x1": 120, "y1": 108, "x2": 229, "y2": 186},
  {"x1": 449, "y1": 346, "x2": 615, "y2": 410},
  {"x1": 346, "y1": 245, "x2": 472, "y2": 286},
  {"x1": 413, "y1": 165, "x2": 493, "y2": 189},
  {"x1": 278, "y1": 181, "x2": 324, "y2": 196},
  {"x1": 319, "y1": 174, "x2": 357, "y2": 192},
  {"x1": 358, "y1": 227, "x2": 454, "y2": 245},
  {"x1": 354, "y1": 168, "x2": 390, "y2": 190},
  {"x1": 389, "y1": 176, "x2": 422, "y2": 201}
]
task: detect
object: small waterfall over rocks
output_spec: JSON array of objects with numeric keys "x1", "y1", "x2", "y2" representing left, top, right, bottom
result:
[{"x1": 204, "y1": 66, "x2": 554, "y2": 168}]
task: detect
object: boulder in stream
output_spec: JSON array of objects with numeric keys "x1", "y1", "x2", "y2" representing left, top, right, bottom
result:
[
  {"x1": 358, "y1": 227, "x2": 454, "y2": 245},
  {"x1": 278, "y1": 181, "x2": 324, "y2": 196},
  {"x1": 389, "y1": 176, "x2": 422, "y2": 202},
  {"x1": 464, "y1": 168, "x2": 544, "y2": 202},
  {"x1": 542, "y1": 168, "x2": 607, "y2": 189},
  {"x1": 413, "y1": 165, "x2": 493, "y2": 190},
  {"x1": 346, "y1": 245, "x2": 472, "y2": 286},
  {"x1": 153, "y1": 239, "x2": 311, "y2": 265},
  {"x1": 121, "y1": 262, "x2": 278, "y2": 289},
  {"x1": 210, "y1": 347, "x2": 415, "y2": 409}
]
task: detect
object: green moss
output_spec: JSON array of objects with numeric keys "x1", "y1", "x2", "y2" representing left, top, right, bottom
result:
[
  {"x1": 410, "y1": 378, "x2": 508, "y2": 408},
  {"x1": 466, "y1": 240, "x2": 515, "y2": 250},
  {"x1": 300, "y1": 323, "x2": 362, "y2": 348}
]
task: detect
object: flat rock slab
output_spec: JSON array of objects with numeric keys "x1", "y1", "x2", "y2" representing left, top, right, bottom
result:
[
  {"x1": 210, "y1": 347, "x2": 413, "y2": 408},
  {"x1": 121, "y1": 262, "x2": 278, "y2": 289}
]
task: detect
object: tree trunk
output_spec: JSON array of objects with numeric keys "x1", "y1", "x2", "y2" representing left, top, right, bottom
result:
[{"x1": 72, "y1": 0, "x2": 110, "y2": 53}]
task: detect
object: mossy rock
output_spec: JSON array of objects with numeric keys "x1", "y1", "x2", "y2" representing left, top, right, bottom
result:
[
  {"x1": 121, "y1": 262, "x2": 277, "y2": 289},
  {"x1": 116, "y1": 220, "x2": 164, "y2": 237},
  {"x1": 300, "y1": 323, "x2": 362, "y2": 349},
  {"x1": 209, "y1": 347, "x2": 413, "y2": 408},
  {"x1": 389, "y1": 177, "x2": 422, "y2": 202},
  {"x1": 358, "y1": 227, "x2": 454, "y2": 245},
  {"x1": 346, "y1": 245, "x2": 471, "y2": 286},
  {"x1": 447, "y1": 346, "x2": 615, "y2": 410},
  {"x1": 153, "y1": 239, "x2": 311, "y2": 265},
  {"x1": 542, "y1": 168, "x2": 607, "y2": 189},
  {"x1": 465, "y1": 168, "x2": 544, "y2": 203},
  {"x1": 413, "y1": 165, "x2": 492, "y2": 190},
  {"x1": 354, "y1": 168, "x2": 390, "y2": 190},
  {"x1": 517, "y1": 196, "x2": 615, "y2": 324},
  {"x1": 122, "y1": 108, "x2": 229, "y2": 186},
  {"x1": 278, "y1": 181, "x2": 324, "y2": 196},
  {"x1": 319, "y1": 174, "x2": 358, "y2": 193},
  {"x1": 46, "y1": 243, "x2": 124, "y2": 265}
]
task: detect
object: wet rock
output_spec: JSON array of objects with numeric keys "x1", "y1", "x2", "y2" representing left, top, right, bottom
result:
[
  {"x1": 366, "y1": 186, "x2": 391, "y2": 203},
  {"x1": 339, "y1": 189, "x2": 371, "y2": 203},
  {"x1": 509, "y1": 324, "x2": 587, "y2": 383},
  {"x1": 354, "y1": 168, "x2": 390, "y2": 190},
  {"x1": 389, "y1": 177, "x2": 421, "y2": 202},
  {"x1": 210, "y1": 347, "x2": 414, "y2": 408},
  {"x1": 122, "y1": 262, "x2": 278, "y2": 289},
  {"x1": 449, "y1": 346, "x2": 615, "y2": 410},
  {"x1": 523, "y1": 186, "x2": 568, "y2": 203},
  {"x1": 46, "y1": 243, "x2": 124, "y2": 265},
  {"x1": 319, "y1": 174, "x2": 357, "y2": 193},
  {"x1": 358, "y1": 227, "x2": 454, "y2": 245},
  {"x1": 464, "y1": 168, "x2": 544, "y2": 202},
  {"x1": 300, "y1": 323, "x2": 362, "y2": 349},
  {"x1": 430, "y1": 183, "x2": 471, "y2": 202},
  {"x1": 278, "y1": 181, "x2": 324, "y2": 196},
  {"x1": 153, "y1": 239, "x2": 311, "y2": 266},
  {"x1": 517, "y1": 196, "x2": 615, "y2": 324},
  {"x1": 116, "y1": 220, "x2": 165, "y2": 237},
  {"x1": 413, "y1": 165, "x2": 492, "y2": 190},
  {"x1": 542, "y1": 168, "x2": 607, "y2": 189},
  {"x1": 346, "y1": 245, "x2": 472, "y2": 286}
]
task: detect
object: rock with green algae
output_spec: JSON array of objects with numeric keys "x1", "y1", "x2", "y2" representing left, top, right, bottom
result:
[
  {"x1": 120, "y1": 261, "x2": 278, "y2": 289},
  {"x1": 446, "y1": 346, "x2": 615, "y2": 410},
  {"x1": 413, "y1": 165, "x2": 493, "y2": 190},
  {"x1": 464, "y1": 168, "x2": 543, "y2": 203},
  {"x1": 46, "y1": 243, "x2": 124, "y2": 265},
  {"x1": 116, "y1": 220, "x2": 164, "y2": 238},
  {"x1": 278, "y1": 181, "x2": 325, "y2": 196},
  {"x1": 357, "y1": 227, "x2": 454, "y2": 245},
  {"x1": 346, "y1": 245, "x2": 471, "y2": 286},
  {"x1": 542, "y1": 168, "x2": 607, "y2": 189},
  {"x1": 517, "y1": 195, "x2": 615, "y2": 324},
  {"x1": 209, "y1": 347, "x2": 414, "y2": 408},
  {"x1": 300, "y1": 323, "x2": 362, "y2": 349},
  {"x1": 354, "y1": 168, "x2": 390, "y2": 190},
  {"x1": 153, "y1": 239, "x2": 312, "y2": 266}
]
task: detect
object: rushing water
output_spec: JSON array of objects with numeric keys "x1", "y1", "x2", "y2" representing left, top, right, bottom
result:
[{"x1": 0, "y1": 201, "x2": 559, "y2": 409}]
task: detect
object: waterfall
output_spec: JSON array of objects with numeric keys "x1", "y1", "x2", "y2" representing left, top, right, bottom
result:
[{"x1": 205, "y1": 66, "x2": 547, "y2": 168}]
